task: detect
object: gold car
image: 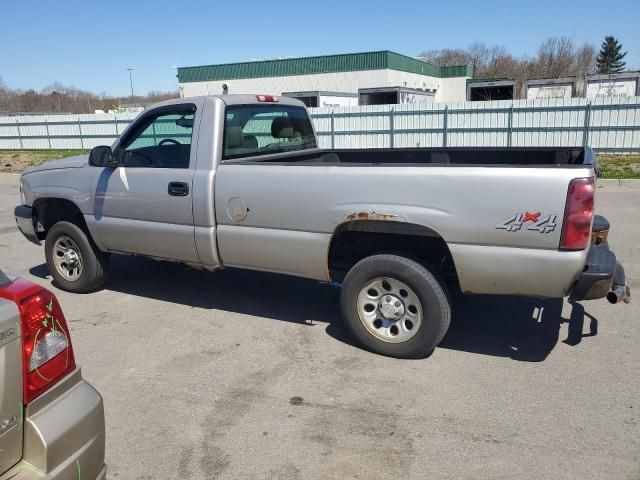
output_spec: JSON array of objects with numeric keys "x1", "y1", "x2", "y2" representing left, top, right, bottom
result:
[{"x1": 0, "y1": 270, "x2": 105, "y2": 479}]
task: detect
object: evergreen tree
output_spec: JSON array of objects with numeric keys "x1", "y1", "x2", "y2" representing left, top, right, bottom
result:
[{"x1": 596, "y1": 36, "x2": 627, "y2": 73}]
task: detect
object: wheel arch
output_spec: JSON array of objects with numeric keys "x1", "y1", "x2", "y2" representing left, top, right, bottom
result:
[
  {"x1": 32, "y1": 197, "x2": 88, "y2": 241},
  {"x1": 327, "y1": 219, "x2": 459, "y2": 287}
]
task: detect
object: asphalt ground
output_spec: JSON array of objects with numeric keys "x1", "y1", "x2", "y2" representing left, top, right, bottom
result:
[{"x1": 1, "y1": 173, "x2": 638, "y2": 480}]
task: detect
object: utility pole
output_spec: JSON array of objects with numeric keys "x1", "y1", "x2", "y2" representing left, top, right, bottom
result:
[{"x1": 127, "y1": 68, "x2": 135, "y2": 101}]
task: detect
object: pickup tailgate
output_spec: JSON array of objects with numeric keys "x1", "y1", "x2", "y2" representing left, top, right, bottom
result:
[{"x1": 0, "y1": 295, "x2": 22, "y2": 475}]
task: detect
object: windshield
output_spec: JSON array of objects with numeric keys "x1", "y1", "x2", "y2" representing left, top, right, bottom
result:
[{"x1": 223, "y1": 104, "x2": 317, "y2": 161}]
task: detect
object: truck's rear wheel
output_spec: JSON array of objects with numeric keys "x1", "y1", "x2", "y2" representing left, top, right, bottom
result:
[
  {"x1": 45, "y1": 221, "x2": 109, "y2": 293},
  {"x1": 340, "y1": 254, "x2": 450, "y2": 359}
]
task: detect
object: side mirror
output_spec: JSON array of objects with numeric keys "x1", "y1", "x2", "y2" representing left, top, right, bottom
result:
[
  {"x1": 176, "y1": 115, "x2": 194, "y2": 128},
  {"x1": 89, "y1": 146, "x2": 118, "y2": 167}
]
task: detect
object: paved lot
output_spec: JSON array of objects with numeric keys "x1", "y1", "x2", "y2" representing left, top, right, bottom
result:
[{"x1": 1, "y1": 173, "x2": 638, "y2": 480}]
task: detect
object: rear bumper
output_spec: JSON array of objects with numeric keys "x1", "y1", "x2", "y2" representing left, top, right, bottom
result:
[
  {"x1": 0, "y1": 368, "x2": 106, "y2": 480},
  {"x1": 569, "y1": 243, "x2": 631, "y2": 303},
  {"x1": 0, "y1": 464, "x2": 106, "y2": 480},
  {"x1": 14, "y1": 205, "x2": 40, "y2": 246}
]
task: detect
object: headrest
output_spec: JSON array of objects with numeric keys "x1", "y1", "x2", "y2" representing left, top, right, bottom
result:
[
  {"x1": 271, "y1": 117, "x2": 294, "y2": 138},
  {"x1": 243, "y1": 134, "x2": 258, "y2": 149},
  {"x1": 225, "y1": 126, "x2": 245, "y2": 148}
]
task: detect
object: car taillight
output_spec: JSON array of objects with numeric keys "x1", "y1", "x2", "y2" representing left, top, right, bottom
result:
[
  {"x1": 0, "y1": 279, "x2": 75, "y2": 404},
  {"x1": 560, "y1": 177, "x2": 594, "y2": 251}
]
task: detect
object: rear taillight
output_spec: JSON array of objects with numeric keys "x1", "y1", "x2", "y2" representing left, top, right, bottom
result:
[
  {"x1": 0, "y1": 280, "x2": 75, "y2": 404},
  {"x1": 560, "y1": 177, "x2": 595, "y2": 251}
]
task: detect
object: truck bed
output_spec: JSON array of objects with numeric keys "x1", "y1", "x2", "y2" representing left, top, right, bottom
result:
[
  {"x1": 215, "y1": 143, "x2": 596, "y2": 297},
  {"x1": 231, "y1": 147, "x2": 592, "y2": 167}
]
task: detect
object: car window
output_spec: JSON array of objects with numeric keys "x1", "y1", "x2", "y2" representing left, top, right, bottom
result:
[
  {"x1": 120, "y1": 110, "x2": 195, "y2": 168},
  {"x1": 223, "y1": 104, "x2": 316, "y2": 161}
]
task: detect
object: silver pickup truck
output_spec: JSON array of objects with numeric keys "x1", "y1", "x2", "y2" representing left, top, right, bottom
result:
[{"x1": 14, "y1": 94, "x2": 630, "y2": 358}]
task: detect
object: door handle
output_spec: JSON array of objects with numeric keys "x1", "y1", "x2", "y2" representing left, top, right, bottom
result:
[{"x1": 168, "y1": 182, "x2": 189, "y2": 196}]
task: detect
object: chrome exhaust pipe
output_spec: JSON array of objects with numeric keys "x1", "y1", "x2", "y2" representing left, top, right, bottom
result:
[
  {"x1": 606, "y1": 262, "x2": 631, "y2": 304},
  {"x1": 607, "y1": 284, "x2": 631, "y2": 304}
]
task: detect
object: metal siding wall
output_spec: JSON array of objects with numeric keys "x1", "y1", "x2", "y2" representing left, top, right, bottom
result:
[
  {"x1": 1, "y1": 98, "x2": 639, "y2": 153},
  {"x1": 0, "y1": 112, "x2": 138, "y2": 151},
  {"x1": 312, "y1": 107, "x2": 333, "y2": 148},
  {"x1": 181, "y1": 70, "x2": 468, "y2": 103},
  {"x1": 511, "y1": 98, "x2": 588, "y2": 148},
  {"x1": 310, "y1": 97, "x2": 640, "y2": 153},
  {"x1": 181, "y1": 70, "x2": 395, "y2": 97},
  {"x1": 332, "y1": 105, "x2": 392, "y2": 149},
  {"x1": 0, "y1": 116, "x2": 23, "y2": 149},
  {"x1": 438, "y1": 77, "x2": 471, "y2": 103},
  {"x1": 589, "y1": 97, "x2": 640, "y2": 152},
  {"x1": 393, "y1": 103, "x2": 445, "y2": 148}
]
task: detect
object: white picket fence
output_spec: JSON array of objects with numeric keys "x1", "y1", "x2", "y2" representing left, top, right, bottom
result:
[{"x1": 1, "y1": 96, "x2": 639, "y2": 153}]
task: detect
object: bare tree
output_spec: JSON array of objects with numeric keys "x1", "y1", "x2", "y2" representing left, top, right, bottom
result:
[
  {"x1": 0, "y1": 81, "x2": 179, "y2": 114},
  {"x1": 483, "y1": 46, "x2": 519, "y2": 79},
  {"x1": 420, "y1": 37, "x2": 601, "y2": 98},
  {"x1": 418, "y1": 48, "x2": 471, "y2": 67},
  {"x1": 534, "y1": 37, "x2": 574, "y2": 78},
  {"x1": 420, "y1": 42, "x2": 519, "y2": 79},
  {"x1": 573, "y1": 43, "x2": 597, "y2": 76}
]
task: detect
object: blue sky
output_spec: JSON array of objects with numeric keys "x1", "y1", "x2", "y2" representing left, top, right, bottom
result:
[{"x1": 2, "y1": 0, "x2": 639, "y2": 96}]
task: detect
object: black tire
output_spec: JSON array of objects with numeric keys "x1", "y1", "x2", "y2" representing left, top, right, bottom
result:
[
  {"x1": 340, "y1": 254, "x2": 451, "y2": 359},
  {"x1": 45, "y1": 221, "x2": 109, "y2": 293}
]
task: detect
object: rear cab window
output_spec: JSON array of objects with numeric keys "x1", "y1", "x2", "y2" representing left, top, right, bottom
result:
[{"x1": 223, "y1": 104, "x2": 317, "y2": 161}]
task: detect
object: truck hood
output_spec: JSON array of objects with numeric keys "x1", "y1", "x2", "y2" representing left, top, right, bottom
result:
[{"x1": 23, "y1": 154, "x2": 89, "y2": 174}]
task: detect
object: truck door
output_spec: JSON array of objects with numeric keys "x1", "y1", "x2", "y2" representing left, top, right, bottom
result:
[
  {"x1": 0, "y1": 296, "x2": 23, "y2": 476},
  {"x1": 90, "y1": 102, "x2": 202, "y2": 262}
]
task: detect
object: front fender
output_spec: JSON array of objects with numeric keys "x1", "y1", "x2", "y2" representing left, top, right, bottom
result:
[{"x1": 22, "y1": 168, "x2": 93, "y2": 214}]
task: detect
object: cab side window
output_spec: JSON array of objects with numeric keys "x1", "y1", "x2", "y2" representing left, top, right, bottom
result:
[{"x1": 120, "y1": 110, "x2": 195, "y2": 168}]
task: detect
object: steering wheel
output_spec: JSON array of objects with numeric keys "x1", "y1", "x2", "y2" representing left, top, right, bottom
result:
[
  {"x1": 158, "y1": 138, "x2": 180, "y2": 146},
  {"x1": 261, "y1": 141, "x2": 287, "y2": 150}
]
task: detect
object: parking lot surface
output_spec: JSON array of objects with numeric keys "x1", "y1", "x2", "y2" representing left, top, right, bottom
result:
[{"x1": 1, "y1": 173, "x2": 638, "y2": 480}]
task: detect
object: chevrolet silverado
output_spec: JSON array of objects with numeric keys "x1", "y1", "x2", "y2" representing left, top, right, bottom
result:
[{"x1": 14, "y1": 95, "x2": 630, "y2": 358}]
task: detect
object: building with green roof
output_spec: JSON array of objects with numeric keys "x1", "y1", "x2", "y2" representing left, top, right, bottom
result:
[{"x1": 177, "y1": 51, "x2": 472, "y2": 105}]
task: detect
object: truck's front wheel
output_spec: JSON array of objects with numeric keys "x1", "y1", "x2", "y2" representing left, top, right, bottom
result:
[
  {"x1": 45, "y1": 221, "x2": 109, "y2": 293},
  {"x1": 340, "y1": 254, "x2": 451, "y2": 359}
]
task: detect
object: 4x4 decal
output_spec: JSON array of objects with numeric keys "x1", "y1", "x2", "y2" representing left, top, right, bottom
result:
[{"x1": 496, "y1": 211, "x2": 557, "y2": 233}]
